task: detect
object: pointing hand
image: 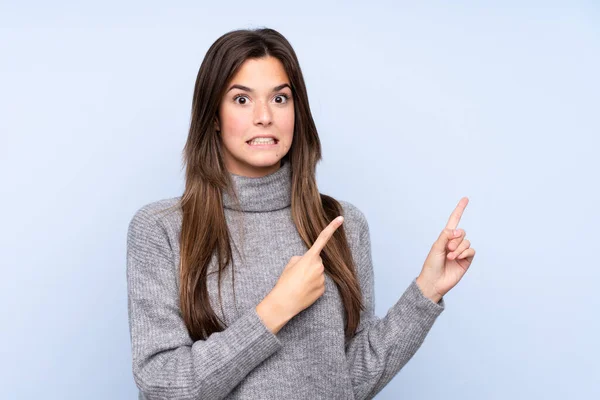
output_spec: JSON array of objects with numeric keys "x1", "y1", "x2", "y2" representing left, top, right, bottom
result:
[
  {"x1": 417, "y1": 197, "x2": 476, "y2": 303},
  {"x1": 271, "y1": 216, "x2": 344, "y2": 318}
]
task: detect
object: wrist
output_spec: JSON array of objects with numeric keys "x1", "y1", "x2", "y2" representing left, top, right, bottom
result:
[
  {"x1": 256, "y1": 292, "x2": 294, "y2": 334},
  {"x1": 416, "y1": 276, "x2": 443, "y2": 304}
]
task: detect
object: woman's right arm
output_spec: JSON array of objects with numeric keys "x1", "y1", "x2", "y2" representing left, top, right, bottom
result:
[{"x1": 126, "y1": 205, "x2": 283, "y2": 400}]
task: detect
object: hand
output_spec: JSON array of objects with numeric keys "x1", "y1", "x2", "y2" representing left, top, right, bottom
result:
[
  {"x1": 417, "y1": 197, "x2": 476, "y2": 303},
  {"x1": 269, "y1": 215, "x2": 344, "y2": 319}
]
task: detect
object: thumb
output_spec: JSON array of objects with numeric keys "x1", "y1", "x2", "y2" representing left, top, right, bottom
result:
[
  {"x1": 432, "y1": 227, "x2": 460, "y2": 254},
  {"x1": 285, "y1": 255, "x2": 302, "y2": 270}
]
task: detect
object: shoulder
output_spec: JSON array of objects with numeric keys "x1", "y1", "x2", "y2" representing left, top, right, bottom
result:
[
  {"x1": 127, "y1": 196, "x2": 182, "y2": 244},
  {"x1": 336, "y1": 199, "x2": 373, "y2": 280},
  {"x1": 336, "y1": 199, "x2": 370, "y2": 244},
  {"x1": 337, "y1": 199, "x2": 369, "y2": 230}
]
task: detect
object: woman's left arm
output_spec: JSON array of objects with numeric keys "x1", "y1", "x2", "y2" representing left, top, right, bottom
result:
[
  {"x1": 344, "y1": 211, "x2": 445, "y2": 400},
  {"x1": 344, "y1": 198, "x2": 475, "y2": 400}
]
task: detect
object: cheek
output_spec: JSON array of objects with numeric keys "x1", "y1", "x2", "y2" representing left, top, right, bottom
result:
[
  {"x1": 279, "y1": 108, "x2": 295, "y2": 141},
  {"x1": 222, "y1": 115, "x2": 248, "y2": 137},
  {"x1": 220, "y1": 105, "x2": 250, "y2": 137}
]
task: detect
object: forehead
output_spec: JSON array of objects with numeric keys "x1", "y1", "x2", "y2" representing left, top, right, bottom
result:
[{"x1": 230, "y1": 56, "x2": 290, "y2": 87}]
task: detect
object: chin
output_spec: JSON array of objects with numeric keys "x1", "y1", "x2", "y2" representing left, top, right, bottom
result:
[
  {"x1": 225, "y1": 148, "x2": 289, "y2": 175},
  {"x1": 244, "y1": 152, "x2": 285, "y2": 165},
  {"x1": 246, "y1": 158, "x2": 281, "y2": 168}
]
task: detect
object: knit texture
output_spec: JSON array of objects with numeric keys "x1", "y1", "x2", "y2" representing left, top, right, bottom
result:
[{"x1": 126, "y1": 158, "x2": 446, "y2": 399}]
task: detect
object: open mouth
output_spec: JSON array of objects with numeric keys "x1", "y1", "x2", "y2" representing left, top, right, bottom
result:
[{"x1": 246, "y1": 138, "x2": 279, "y2": 146}]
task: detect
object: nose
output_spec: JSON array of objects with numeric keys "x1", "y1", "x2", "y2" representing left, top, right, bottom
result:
[{"x1": 253, "y1": 99, "x2": 273, "y2": 127}]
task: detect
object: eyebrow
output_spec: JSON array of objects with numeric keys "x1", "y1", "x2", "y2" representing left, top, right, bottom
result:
[{"x1": 226, "y1": 83, "x2": 292, "y2": 93}]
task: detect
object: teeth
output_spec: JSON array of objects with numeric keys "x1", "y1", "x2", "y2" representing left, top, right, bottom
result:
[{"x1": 248, "y1": 138, "x2": 276, "y2": 145}]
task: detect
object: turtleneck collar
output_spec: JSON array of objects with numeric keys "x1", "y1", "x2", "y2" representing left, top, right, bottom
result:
[{"x1": 222, "y1": 158, "x2": 292, "y2": 212}]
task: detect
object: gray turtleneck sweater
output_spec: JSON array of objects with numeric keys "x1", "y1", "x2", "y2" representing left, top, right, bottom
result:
[{"x1": 126, "y1": 158, "x2": 445, "y2": 400}]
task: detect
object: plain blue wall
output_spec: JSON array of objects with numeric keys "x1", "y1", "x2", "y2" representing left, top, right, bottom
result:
[{"x1": 1, "y1": 1, "x2": 598, "y2": 398}]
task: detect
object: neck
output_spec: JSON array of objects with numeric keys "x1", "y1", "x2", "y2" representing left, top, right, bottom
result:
[
  {"x1": 226, "y1": 160, "x2": 282, "y2": 178},
  {"x1": 222, "y1": 158, "x2": 292, "y2": 212}
]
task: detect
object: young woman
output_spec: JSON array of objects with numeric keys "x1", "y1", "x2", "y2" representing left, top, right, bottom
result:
[{"x1": 126, "y1": 27, "x2": 475, "y2": 400}]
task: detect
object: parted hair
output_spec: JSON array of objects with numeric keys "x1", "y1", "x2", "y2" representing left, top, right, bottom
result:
[{"x1": 166, "y1": 27, "x2": 364, "y2": 342}]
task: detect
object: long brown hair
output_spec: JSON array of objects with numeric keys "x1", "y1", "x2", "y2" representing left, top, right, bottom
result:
[{"x1": 164, "y1": 28, "x2": 364, "y2": 342}]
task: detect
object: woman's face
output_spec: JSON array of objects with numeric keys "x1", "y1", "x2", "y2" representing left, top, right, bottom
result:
[{"x1": 215, "y1": 56, "x2": 295, "y2": 177}]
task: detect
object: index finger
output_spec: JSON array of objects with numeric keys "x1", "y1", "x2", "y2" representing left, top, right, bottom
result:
[
  {"x1": 307, "y1": 216, "x2": 344, "y2": 256},
  {"x1": 445, "y1": 197, "x2": 469, "y2": 230}
]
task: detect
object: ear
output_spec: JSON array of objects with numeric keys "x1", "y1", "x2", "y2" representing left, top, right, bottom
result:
[{"x1": 213, "y1": 116, "x2": 220, "y2": 133}]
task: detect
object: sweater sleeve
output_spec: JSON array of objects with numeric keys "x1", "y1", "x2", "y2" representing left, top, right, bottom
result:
[
  {"x1": 126, "y1": 205, "x2": 283, "y2": 400},
  {"x1": 344, "y1": 208, "x2": 445, "y2": 400}
]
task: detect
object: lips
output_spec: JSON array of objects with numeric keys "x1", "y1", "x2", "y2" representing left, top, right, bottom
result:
[
  {"x1": 246, "y1": 137, "x2": 279, "y2": 144},
  {"x1": 246, "y1": 135, "x2": 278, "y2": 143}
]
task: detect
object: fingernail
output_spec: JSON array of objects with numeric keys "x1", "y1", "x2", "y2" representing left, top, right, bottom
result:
[
  {"x1": 337, "y1": 216, "x2": 344, "y2": 222},
  {"x1": 454, "y1": 229, "x2": 460, "y2": 236}
]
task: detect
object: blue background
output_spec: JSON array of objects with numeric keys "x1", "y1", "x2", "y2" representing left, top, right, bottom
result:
[{"x1": 1, "y1": 1, "x2": 598, "y2": 398}]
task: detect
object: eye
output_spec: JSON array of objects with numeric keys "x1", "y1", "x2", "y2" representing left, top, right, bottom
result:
[
  {"x1": 232, "y1": 93, "x2": 291, "y2": 105},
  {"x1": 233, "y1": 94, "x2": 249, "y2": 105},
  {"x1": 274, "y1": 94, "x2": 290, "y2": 104}
]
